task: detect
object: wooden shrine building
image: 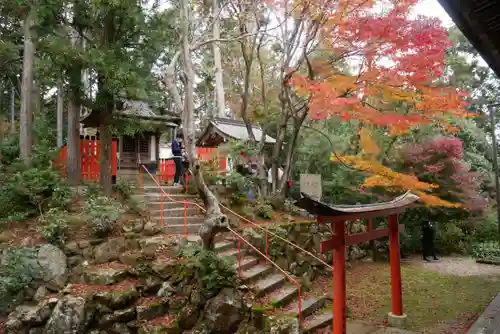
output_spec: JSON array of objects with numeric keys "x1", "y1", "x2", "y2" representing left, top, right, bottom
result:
[
  {"x1": 80, "y1": 100, "x2": 180, "y2": 174},
  {"x1": 295, "y1": 192, "x2": 420, "y2": 334},
  {"x1": 196, "y1": 117, "x2": 276, "y2": 147}
]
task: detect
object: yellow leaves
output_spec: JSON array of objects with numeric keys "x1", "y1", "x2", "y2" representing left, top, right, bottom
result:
[
  {"x1": 413, "y1": 191, "x2": 461, "y2": 208},
  {"x1": 330, "y1": 127, "x2": 461, "y2": 209},
  {"x1": 359, "y1": 127, "x2": 380, "y2": 158}
]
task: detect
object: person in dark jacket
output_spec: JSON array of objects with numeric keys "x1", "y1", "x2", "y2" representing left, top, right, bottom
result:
[
  {"x1": 172, "y1": 132, "x2": 184, "y2": 186},
  {"x1": 422, "y1": 220, "x2": 439, "y2": 262}
]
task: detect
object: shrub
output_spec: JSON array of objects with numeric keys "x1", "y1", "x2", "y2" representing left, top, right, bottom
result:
[
  {"x1": 472, "y1": 241, "x2": 500, "y2": 260},
  {"x1": 253, "y1": 201, "x2": 273, "y2": 220},
  {"x1": 0, "y1": 248, "x2": 41, "y2": 314},
  {"x1": 473, "y1": 211, "x2": 499, "y2": 244},
  {"x1": 217, "y1": 172, "x2": 255, "y2": 204},
  {"x1": 40, "y1": 208, "x2": 69, "y2": 245},
  {"x1": 113, "y1": 181, "x2": 135, "y2": 201},
  {"x1": 435, "y1": 222, "x2": 472, "y2": 255},
  {"x1": 176, "y1": 244, "x2": 236, "y2": 298},
  {"x1": 84, "y1": 195, "x2": 124, "y2": 238},
  {"x1": 0, "y1": 167, "x2": 72, "y2": 223}
]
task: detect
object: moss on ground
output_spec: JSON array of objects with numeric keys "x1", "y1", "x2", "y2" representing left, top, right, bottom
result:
[{"x1": 310, "y1": 261, "x2": 500, "y2": 331}]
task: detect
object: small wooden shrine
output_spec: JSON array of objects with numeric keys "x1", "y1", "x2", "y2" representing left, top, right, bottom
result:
[
  {"x1": 294, "y1": 192, "x2": 420, "y2": 334},
  {"x1": 196, "y1": 117, "x2": 276, "y2": 147},
  {"x1": 80, "y1": 100, "x2": 180, "y2": 171}
]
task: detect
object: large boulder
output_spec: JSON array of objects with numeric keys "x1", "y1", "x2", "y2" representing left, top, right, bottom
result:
[
  {"x1": 44, "y1": 296, "x2": 94, "y2": 334},
  {"x1": 4, "y1": 298, "x2": 58, "y2": 333},
  {"x1": 93, "y1": 237, "x2": 128, "y2": 264},
  {"x1": 37, "y1": 244, "x2": 68, "y2": 291},
  {"x1": 198, "y1": 288, "x2": 246, "y2": 334}
]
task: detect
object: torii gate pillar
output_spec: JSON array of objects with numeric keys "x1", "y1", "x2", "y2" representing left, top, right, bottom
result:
[{"x1": 320, "y1": 214, "x2": 407, "y2": 334}]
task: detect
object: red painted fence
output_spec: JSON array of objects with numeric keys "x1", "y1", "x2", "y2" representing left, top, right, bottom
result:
[
  {"x1": 55, "y1": 140, "x2": 118, "y2": 181},
  {"x1": 158, "y1": 148, "x2": 227, "y2": 183},
  {"x1": 54, "y1": 141, "x2": 226, "y2": 182}
]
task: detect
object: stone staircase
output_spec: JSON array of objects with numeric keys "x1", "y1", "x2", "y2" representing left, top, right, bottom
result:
[
  {"x1": 214, "y1": 239, "x2": 334, "y2": 333},
  {"x1": 132, "y1": 183, "x2": 205, "y2": 235},
  {"x1": 133, "y1": 177, "x2": 333, "y2": 332}
]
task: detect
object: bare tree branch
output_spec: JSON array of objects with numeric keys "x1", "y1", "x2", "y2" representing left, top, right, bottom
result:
[{"x1": 162, "y1": 50, "x2": 183, "y2": 114}]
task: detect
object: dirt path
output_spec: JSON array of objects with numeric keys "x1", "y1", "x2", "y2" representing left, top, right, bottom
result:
[{"x1": 405, "y1": 255, "x2": 500, "y2": 277}]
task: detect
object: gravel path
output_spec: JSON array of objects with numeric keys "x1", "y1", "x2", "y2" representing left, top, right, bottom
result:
[{"x1": 406, "y1": 255, "x2": 500, "y2": 277}]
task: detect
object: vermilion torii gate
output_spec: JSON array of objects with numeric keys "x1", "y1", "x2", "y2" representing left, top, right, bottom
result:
[{"x1": 295, "y1": 192, "x2": 420, "y2": 334}]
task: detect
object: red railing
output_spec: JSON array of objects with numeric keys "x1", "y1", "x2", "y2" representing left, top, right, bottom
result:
[
  {"x1": 141, "y1": 165, "x2": 198, "y2": 236},
  {"x1": 220, "y1": 204, "x2": 333, "y2": 270},
  {"x1": 139, "y1": 165, "x2": 304, "y2": 325},
  {"x1": 157, "y1": 148, "x2": 227, "y2": 184},
  {"x1": 54, "y1": 140, "x2": 118, "y2": 181},
  {"x1": 227, "y1": 226, "x2": 303, "y2": 325}
]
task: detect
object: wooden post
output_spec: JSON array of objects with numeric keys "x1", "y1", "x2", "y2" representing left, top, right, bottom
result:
[
  {"x1": 367, "y1": 218, "x2": 377, "y2": 262},
  {"x1": 333, "y1": 221, "x2": 347, "y2": 334},
  {"x1": 388, "y1": 214, "x2": 403, "y2": 316}
]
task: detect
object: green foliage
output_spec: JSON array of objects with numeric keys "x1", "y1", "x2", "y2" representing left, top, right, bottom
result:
[
  {"x1": 473, "y1": 211, "x2": 499, "y2": 243},
  {"x1": 0, "y1": 248, "x2": 41, "y2": 315},
  {"x1": 472, "y1": 241, "x2": 500, "y2": 260},
  {"x1": 40, "y1": 208, "x2": 69, "y2": 245},
  {"x1": 0, "y1": 166, "x2": 71, "y2": 223},
  {"x1": 216, "y1": 171, "x2": 255, "y2": 204},
  {"x1": 253, "y1": 201, "x2": 273, "y2": 220},
  {"x1": 435, "y1": 222, "x2": 472, "y2": 255},
  {"x1": 113, "y1": 181, "x2": 135, "y2": 201},
  {"x1": 177, "y1": 244, "x2": 236, "y2": 298},
  {"x1": 84, "y1": 194, "x2": 124, "y2": 238}
]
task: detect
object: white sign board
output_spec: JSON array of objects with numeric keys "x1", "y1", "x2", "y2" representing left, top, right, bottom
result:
[{"x1": 300, "y1": 174, "x2": 322, "y2": 200}]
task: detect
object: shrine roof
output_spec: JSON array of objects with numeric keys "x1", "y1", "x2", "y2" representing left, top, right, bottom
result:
[
  {"x1": 294, "y1": 192, "x2": 420, "y2": 221},
  {"x1": 81, "y1": 99, "x2": 180, "y2": 128},
  {"x1": 196, "y1": 118, "x2": 276, "y2": 147}
]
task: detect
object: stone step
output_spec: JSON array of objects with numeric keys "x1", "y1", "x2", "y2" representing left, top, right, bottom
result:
[
  {"x1": 267, "y1": 285, "x2": 299, "y2": 308},
  {"x1": 135, "y1": 193, "x2": 197, "y2": 201},
  {"x1": 286, "y1": 297, "x2": 326, "y2": 319},
  {"x1": 150, "y1": 207, "x2": 202, "y2": 217},
  {"x1": 140, "y1": 185, "x2": 185, "y2": 194},
  {"x1": 162, "y1": 224, "x2": 202, "y2": 235},
  {"x1": 303, "y1": 310, "x2": 333, "y2": 333},
  {"x1": 147, "y1": 201, "x2": 200, "y2": 210},
  {"x1": 151, "y1": 216, "x2": 205, "y2": 225},
  {"x1": 215, "y1": 241, "x2": 236, "y2": 252},
  {"x1": 241, "y1": 264, "x2": 273, "y2": 284},
  {"x1": 252, "y1": 274, "x2": 286, "y2": 297},
  {"x1": 219, "y1": 248, "x2": 240, "y2": 259},
  {"x1": 232, "y1": 256, "x2": 259, "y2": 271}
]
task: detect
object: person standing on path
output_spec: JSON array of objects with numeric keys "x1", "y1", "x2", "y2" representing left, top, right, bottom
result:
[
  {"x1": 172, "y1": 132, "x2": 184, "y2": 187},
  {"x1": 422, "y1": 220, "x2": 439, "y2": 262}
]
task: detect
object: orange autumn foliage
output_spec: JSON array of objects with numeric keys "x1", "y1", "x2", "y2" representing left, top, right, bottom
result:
[
  {"x1": 331, "y1": 128, "x2": 461, "y2": 208},
  {"x1": 264, "y1": 0, "x2": 470, "y2": 207},
  {"x1": 270, "y1": 0, "x2": 471, "y2": 134}
]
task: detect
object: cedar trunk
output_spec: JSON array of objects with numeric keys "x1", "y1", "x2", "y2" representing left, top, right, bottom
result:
[{"x1": 19, "y1": 11, "x2": 35, "y2": 165}]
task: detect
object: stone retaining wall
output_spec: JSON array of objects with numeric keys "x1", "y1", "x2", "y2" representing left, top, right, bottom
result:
[{"x1": 242, "y1": 220, "x2": 368, "y2": 282}]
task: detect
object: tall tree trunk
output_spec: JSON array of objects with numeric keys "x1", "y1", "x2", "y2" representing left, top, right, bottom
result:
[
  {"x1": 10, "y1": 84, "x2": 15, "y2": 134},
  {"x1": 179, "y1": 0, "x2": 230, "y2": 250},
  {"x1": 19, "y1": 10, "x2": 35, "y2": 165},
  {"x1": 212, "y1": 0, "x2": 225, "y2": 118},
  {"x1": 99, "y1": 114, "x2": 113, "y2": 195},
  {"x1": 67, "y1": 26, "x2": 82, "y2": 185},
  {"x1": 56, "y1": 81, "x2": 64, "y2": 147},
  {"x1": 96, "y1": 12, "x2": 115, "y2": 196}
]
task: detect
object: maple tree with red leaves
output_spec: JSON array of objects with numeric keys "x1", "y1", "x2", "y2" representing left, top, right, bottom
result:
[
  {"x1": 281, "y1": 0, "x2": 470, "y2": 134},
  {"x1": 400, "y1": 137, "x2": 486, "y2": 212},
  {"x1": 263, "y1": 0, "x2": 472, "y2": 206}
]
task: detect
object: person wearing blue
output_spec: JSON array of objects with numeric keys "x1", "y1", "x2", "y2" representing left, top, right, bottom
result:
[{"x1": 172, "y1": 132, "x2": 184, "y2": 187}]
